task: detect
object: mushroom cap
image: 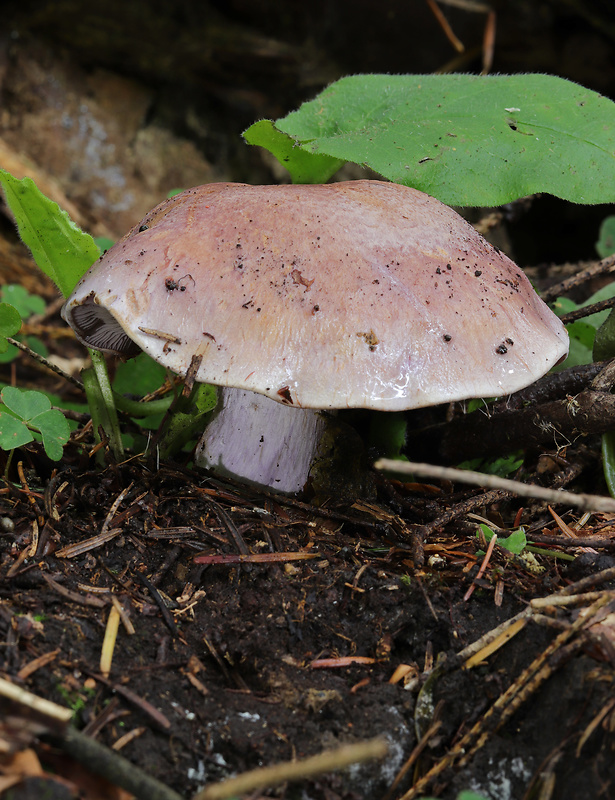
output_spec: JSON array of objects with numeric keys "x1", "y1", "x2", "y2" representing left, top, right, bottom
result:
[{"x1": 62, "y1": 180, "x2": 568, "y2": 411}]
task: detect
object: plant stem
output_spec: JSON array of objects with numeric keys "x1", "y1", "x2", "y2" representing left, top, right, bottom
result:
[
  {"x1": 113, "y1": 393, "x2": 172, "y2": 417},
  {"x1": 85, "y1": 349, "x2": 124, "y2": 460}
]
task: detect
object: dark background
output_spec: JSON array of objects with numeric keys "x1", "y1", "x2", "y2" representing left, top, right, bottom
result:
[{"x1": 2, "y1": 0, "x2": 615, "y2": 264}]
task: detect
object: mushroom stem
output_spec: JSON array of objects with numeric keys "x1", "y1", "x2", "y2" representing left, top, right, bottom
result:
[{"x1": 195, "y1": 387, "x2": 328, "y2": 493}]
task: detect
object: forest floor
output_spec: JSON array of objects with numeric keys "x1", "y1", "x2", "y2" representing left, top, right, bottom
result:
[
  {"x1": 1, "y1": 361, "x2": 615, "y2": 800},
  {"x1": 1, "y1": 10, "x2": 615, "y2": 799}
]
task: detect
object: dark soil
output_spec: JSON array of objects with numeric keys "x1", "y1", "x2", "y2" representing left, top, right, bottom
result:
[
  {"x1": 1, "y1": 3, "x2": 615, "y2": 799},
  {"x1": 1, "y1": 442, "x2": 615, "y2": 800}
]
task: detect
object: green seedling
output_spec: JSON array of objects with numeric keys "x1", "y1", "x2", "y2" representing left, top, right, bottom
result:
[
  {"x1": 478, "y1": 523, "x2": 527, "y2": 556},
  {"x1": 477, "y1": 523, "x2": 574, "y2": 565},
  {"x1": 0, "y1": 386, "x2": 70, "y2": 462},
  {"x1": 154, "y1": 383, "x2": 217, "y2": 460}
]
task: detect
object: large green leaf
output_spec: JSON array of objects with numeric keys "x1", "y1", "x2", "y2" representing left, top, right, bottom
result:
[
  {"x1": 243, "y1": 120, "x2": 344, "y2": 184},
  {"x1": 253, "y1": 73, "x2": 615, "y2": 206},
  {"x1": 0, "y1": 170, "x2": 99, "y2": 297}
]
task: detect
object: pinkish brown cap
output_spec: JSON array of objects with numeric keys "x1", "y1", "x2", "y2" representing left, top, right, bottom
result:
[{"x1": 62, "y1": 180, "x2": 568, "y2": 410}]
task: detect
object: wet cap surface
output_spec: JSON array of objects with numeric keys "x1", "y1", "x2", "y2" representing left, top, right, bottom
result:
[{"x1": 62, "y1": 180, "x2": 568, "y2": 410}]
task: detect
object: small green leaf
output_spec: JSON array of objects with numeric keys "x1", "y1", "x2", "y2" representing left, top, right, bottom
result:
[
  {"x1": 0, "y1": 303, "x2": 22, "y2": 354},
  {"x1": 596, "y1": 215, "x2": 615, "y2": 258},
  {"x1": 0, "y1": 387, "x2": 70, "y2": 460},
  {"x1": 459, "y1": 453, "x2": 524, "y2": 478},
  {"x1": 0, "y1": 285, "x2": 46, "y2": 317},
  {"x1": 593, "y1": 306, "x2": 615, "y2": 361},
  {"x1": 0, "y1": 169, "x2": 99, "y2": 297},
  {"x1": 271, "y1": 73, "x2": 615, "y2": 206},
  {"x1": 368, "y1": 411, "x2": 407, "y2": 459},
  {"x1": 457, "y1": 793, "x2": 492, "y2": 800},
  {"x1": 477, "y1": 523, "x2": 527, "y2": 555},
  {"x1": 94, "y1": 236, "x2": 115, "y2": 254},
  {"x1": 28, "y1": 408, "x2": 71, "y2": 461},
  {"x1": 1, "y1": 386, "x2": 50, "y2": 420},
  {"x1": 556, "y1": 281, "x2": 615, "y2": 370},
  {"x1": 112, "y1": 352, "x2": 167, "y2": 398},
  {"x1": 243, "y1": 120, "x2": 344, "y2": 184},
  {"x1": 0, "y1": 410, "x2": 33, "y2": 451},
  {"x1": 157, "y1": 383, "x2": 218, "y2": 459}
]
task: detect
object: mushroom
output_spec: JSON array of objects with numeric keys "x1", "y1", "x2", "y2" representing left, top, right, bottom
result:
[{"x1": 61, "y1": 180, "x2": 568, "y2": 493}]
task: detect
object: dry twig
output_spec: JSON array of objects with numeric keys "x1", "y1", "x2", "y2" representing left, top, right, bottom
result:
[{"x1": 374, "y1": 459, "x2": 615, "y2": 513}]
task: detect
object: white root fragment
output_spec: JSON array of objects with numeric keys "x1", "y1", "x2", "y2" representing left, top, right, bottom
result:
[{"x1": 195, "y1": 387, "x2": 328, "y2": 493}]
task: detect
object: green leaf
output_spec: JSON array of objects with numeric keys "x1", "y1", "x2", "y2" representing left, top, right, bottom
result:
[
  {"x1": 243, "y1": 120, "x2": 344, "y2": 184},
  {"x1": 112, "y1": 352, "x2": 167, "y2": 399},
  {"x1": 593, "y1": 306, "x2": 615, "y2": 361},
  {"x1": 0, "y1": 410, "x2": 33, "y2": 451},
  {"x1": 596, "y1": 215, "x2": 615, "y2": 258},
  {"x1": 28, "y1": 408, "x2": 71, "y2": 461},
  {"x1": 0, "y1": 303, "x2": 22, "y2": 354},
  {"x1": 0, "y1": 383, "x2": 87, "y2": 419},
  {"x1": 477, "y1": 523, "x2": 527, "y2": 555},
  {"x1": 1, "y1": 386, "x2": 50, "y2": 419},
  {"x1": 457, "y1": 793, "x2": 492, "y2": 800},
  {"x1": 0, "y1": 169, "x2": 99, "y2": 297},
  {"x1": 0, "y1": 345, "x2": 19, "y2": 363},
  {"x1": 157, "y1": 383, "x2": 218, "y2": 459},
  {"x1": 0, "y1": 387, "x2": 70, "y2": 460},
  {"x1": 555, "y1": 281, "x2": 615, "y2": 369},
  {"x1": 94, "y1": 236, "x2": 115, "y2": 254},
  {"x1": 270, "y1": 73, "x2": 615, "y2": 206},
  {"x1": 368, "y1": 411, "x2": 407, "y2": 459},
  {"x1": 459, "y1": 453, "x2": 524, "y2": 478},
  {"x1": 0, "y1": 285, "x2": 45, "y2": 317}
]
